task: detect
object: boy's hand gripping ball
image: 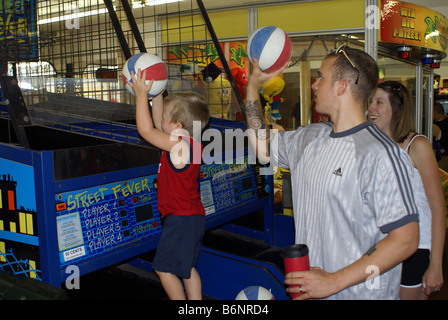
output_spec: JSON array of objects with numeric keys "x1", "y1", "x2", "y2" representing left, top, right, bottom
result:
[{"x1": 122, "y1": 52, "x2": 168, "y2": 97}]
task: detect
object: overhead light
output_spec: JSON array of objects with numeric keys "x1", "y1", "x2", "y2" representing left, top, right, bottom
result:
[
  {"x1": 430, "y1": 58, "x2": 441, "y2": 69},
  {"x1": 421, "y1": 52, "x2": 436, "y2": 65},
  {"x1": 132, "y1": 0, "x2": 184, "y2": 8},
  {"x1": 396, "y1": 46, "x2": 412, "y2": 59},
  {"x1": 38, "y1": 7, "x2": 111, "y2": 25}
]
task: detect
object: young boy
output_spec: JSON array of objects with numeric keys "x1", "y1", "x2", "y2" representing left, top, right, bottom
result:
[{"x1": 128, "y1": 69, "x2": 209, "y2": 300}]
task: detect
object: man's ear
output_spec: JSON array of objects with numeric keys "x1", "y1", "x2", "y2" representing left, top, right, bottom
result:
[{"x1": 336, "y1": 79, "x2": 347, "y2": 96}]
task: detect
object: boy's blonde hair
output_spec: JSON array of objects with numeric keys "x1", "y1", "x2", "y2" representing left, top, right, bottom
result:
[{"x1": 164, "y1": 92, "x2": 210, "y2": 136}]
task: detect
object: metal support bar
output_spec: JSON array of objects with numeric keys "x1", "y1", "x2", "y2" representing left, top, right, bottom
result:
[
  {"x1": 104, "y1": 0, "x2": 132, "y2": 60},
  {"x1": 247, "y1": 7, "x2": 257, "y2": 36},
  {"x1": 416, "y1": 63, "x2": 423, "y2": 133},
  {"x1": 364, "y1": 0, "x2": 378, "y2": 61},
  {"x1": 427, "y1": 71, "x2": 434, "y2": 142},
  {"x1": 0, "y1": 76, "x2": 31, "y2": 148},
  {"x1": 120, "y1": 0, "x2": 147, "y2": 53},
  {"x1": 196, "y1": 0, "x2": 246, "y2": 120}
]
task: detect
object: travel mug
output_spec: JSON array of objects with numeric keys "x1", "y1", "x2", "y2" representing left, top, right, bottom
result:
[{"x1": 282, "y1": 244, "x2": 309, "y2": 299}]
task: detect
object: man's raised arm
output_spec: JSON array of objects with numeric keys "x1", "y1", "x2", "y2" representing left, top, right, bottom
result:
[{"x1": 244, "y1": 58, "x2": 288, "y2": 163}]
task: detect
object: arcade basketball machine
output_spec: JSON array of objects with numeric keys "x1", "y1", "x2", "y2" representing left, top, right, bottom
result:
[{"x1": 0, "y1": 0, "x2": 294, "y2": 299}]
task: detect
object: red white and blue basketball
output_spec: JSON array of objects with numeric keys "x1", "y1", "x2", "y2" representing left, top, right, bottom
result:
[
  {"x1": 247, "y1": 26, "x2": 292, "y2": 73},
  {"x1": 235, "y1": 286, "x2": 275, "y2": 300},
  {"x1": 122, "y1": 52, "x2": 168, "y2": 97}
]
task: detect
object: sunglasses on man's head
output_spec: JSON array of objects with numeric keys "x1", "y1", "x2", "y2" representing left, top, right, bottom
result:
[{"x1": 335, "y1": 44, "x2": 360, "y2": 85}]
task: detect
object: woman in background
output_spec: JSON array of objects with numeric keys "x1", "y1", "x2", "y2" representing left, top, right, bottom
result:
[{"x1": 368, "y1": 80, "x2": 445, "y2": 299}]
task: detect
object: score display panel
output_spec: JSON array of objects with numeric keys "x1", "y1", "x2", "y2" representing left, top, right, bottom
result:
[
  {"x1": 199, "y1": 159, "x2": 269, "y2": 216},
  {"x1": 55, "y1": 175, "x2": 160, "y2": 266},
  {"x1": 55, "y1": 158, "x2": 269, "y2": 267}
]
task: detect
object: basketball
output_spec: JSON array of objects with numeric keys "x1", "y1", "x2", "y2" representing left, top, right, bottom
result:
[
  {"x1": 122, "y1": 52, "x2": 168, "y2": 97},
  {"x1": 235, "y1": 286, "x2": 275, "y2": 300},
  {"x1": 247, "y1": 26, "x2": 292, "y2": 73}
]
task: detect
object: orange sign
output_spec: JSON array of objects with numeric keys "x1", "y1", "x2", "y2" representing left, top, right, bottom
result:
[{"x1": 380, "y1": 0, "x2": 448, "y2": 54}]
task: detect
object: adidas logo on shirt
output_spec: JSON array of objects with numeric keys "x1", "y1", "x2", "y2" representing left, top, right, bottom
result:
[{"x1": 333, "y1": 167, "x2": 342, "y2": 177}]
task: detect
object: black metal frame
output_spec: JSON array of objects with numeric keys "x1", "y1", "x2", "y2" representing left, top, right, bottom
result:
[
  {"x1": 196, "y1": 0, "x2": 245, "y2": 118},
  {"x1": 0, "y1": 76, "x2": 31, "y2": 148},
  {"x1": 104, "y1": 0, "x2": 245, "y2": 118}
]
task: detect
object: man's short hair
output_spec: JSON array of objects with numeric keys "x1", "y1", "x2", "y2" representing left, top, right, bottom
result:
[{"x1": 326, "y1": 47, "x2": 379, "y2": 104}]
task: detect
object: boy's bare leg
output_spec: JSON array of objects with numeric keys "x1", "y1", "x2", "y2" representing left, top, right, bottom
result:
[
  {"x1": 155, "y1": 270, "x2": 186, "y2": 300},
  {"x1": 183, "y1": 267, "x2": 202, "y2": 300}
]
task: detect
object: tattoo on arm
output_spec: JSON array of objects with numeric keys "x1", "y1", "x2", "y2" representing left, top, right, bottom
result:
[
  {"x1": 364, "y1": 245, "x2": 376, "y2": 256},
  {"x1": 245, "y1": 100, "x2": 270, "y2": 140}
]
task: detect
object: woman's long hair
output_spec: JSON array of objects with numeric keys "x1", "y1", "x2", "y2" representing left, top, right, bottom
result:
[{"x1": 377, "y1": 81, "x2": 414, "y2": 143}]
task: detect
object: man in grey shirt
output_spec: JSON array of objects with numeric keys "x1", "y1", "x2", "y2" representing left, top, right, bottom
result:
[{"x1": 244, "y1": 46, "x2": 419, "y2": 299}]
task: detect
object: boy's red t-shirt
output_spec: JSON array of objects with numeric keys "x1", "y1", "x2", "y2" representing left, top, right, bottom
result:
[{"x1": 156, "y1": 137, "x2": 205, "y2": 217}]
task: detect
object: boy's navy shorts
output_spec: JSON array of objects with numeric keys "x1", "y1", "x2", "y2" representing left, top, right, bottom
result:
[{"x1": 152, "y1": 214, "x2": 205, "y2": 279}]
